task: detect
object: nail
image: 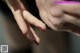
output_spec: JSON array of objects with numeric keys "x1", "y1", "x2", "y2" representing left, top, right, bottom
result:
[
  {"x1": 36, "y1": 25, "x2": 45, "y2": 31},
  {"x1": 33, "y1": 40, "x2": 40, "y2": 45}
]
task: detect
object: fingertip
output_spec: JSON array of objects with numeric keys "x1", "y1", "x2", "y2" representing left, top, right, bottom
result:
[
  {"x1": 34, "y1": 37, "x2": 40, "y2": 45},
  {"x1": 36, "y1": 22, "x2": 46, "y2": 31},
  {"x1": 40, "y1": 23, "x2": 46, "y2": 31},
  {"x1": 21, "y1": 29, "x2": 28, "y2": 35}
]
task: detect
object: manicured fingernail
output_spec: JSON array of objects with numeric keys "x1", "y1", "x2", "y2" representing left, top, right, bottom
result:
[
  {"x1": 55, "y1": 1, "x2": 80, "y2": 4},
  {"x1": 37, "y1": 25, "x2": 45, "y2": 31},
  {"x1": 35, "y1": 23, "x2": 46, "y2": 31}
]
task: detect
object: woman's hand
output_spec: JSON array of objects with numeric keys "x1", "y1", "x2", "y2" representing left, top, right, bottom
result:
[
  {"x1": 5, "y1": 0, "x2": 46, "y2": 45},
  {"x1": 36, "y1": 0, "x2": 80, "y2": 35}
]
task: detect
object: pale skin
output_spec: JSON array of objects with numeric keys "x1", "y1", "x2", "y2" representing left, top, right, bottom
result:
[
  {"x1": 5, "y1": 0, "x2": 80, "y2": 44},
  {"x1": 5, "y1": 0, "x2": 46, "y2": 45},
  {"x1": 36, "y1": 0, "x2": 80, "y2": 35}
]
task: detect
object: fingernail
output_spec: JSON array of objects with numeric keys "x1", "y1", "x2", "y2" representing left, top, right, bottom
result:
[
  {"x1": 33, "y1": 40, "x2": 39, "y2": 45},
  {"x1": 37, "y1": 25, "x2": 46, "y2": 31}
]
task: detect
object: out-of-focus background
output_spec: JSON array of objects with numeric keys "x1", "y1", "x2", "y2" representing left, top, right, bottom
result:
[{"x1": 0, "y1": 0, "x2": 80, "y2": 53}]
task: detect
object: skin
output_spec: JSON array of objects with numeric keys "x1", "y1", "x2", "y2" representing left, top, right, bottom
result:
[
  {"x1": 5, "y1": 0, "x2": 46, "y2": 45},
  {"x1": 5, "y1": 0, "x2": 80, "y2": 45},
  {"x1": 36, "y1": 0, "x2": 80, "y2": 35}
]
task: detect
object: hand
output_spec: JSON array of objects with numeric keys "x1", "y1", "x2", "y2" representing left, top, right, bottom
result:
[
  {"x1": 56, "y1": 1, "x2": 80, "y2": 35},
  {"x1": 5, "y1": 0, "x2": 46, "y2": 45},
  {"x1": 36, "y1": 0, "x2": 80, "y2": 35}
]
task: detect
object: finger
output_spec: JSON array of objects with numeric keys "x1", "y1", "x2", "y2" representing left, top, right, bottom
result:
[
  {"x1": 12, "y1": 10, "x2": 28, "y2": 34},
  {"x1": 39, "y1": 10, "x2": 59, "y2": 31},
  {"x1": 26, "y1": 26, "x2": 40, "y2": 45},
  {"x1": 63, "y1": 22, "x2": 80, "y2": 36},
  {"x1": 23, "y1": 10, "x2": 46, "y2": 31},
  {"x1": 57, "y1": 1, "x2": 80, "y2": 15},
  {"x1": 49, "y1": 13, "x2": 80, "y2": 30},
  {"x1": 5, "y1": 0, "x2": 28, "y2": 34},
  {"x1": 62, "y1": 14, "x2": 80, "y2": 25}
]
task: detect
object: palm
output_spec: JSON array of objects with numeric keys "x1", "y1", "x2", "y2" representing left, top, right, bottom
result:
[{"x1": 36, "y1": 0, "x2": 80, "y2": 35}]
